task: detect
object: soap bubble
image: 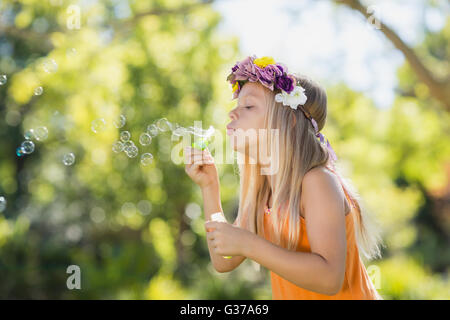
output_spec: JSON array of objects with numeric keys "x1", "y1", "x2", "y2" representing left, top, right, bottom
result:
[
  {"x1": 125, "y1": 145, "x2": 138, "y2": 158},
  {"x1": 21, "y1": 140, "x2": 35, "y2": 154},
  {"x1": 0, "y1": 196, "x2": 6, "y2": 213},
  {"x1": 34, "y1": 86, "x2": 43, "y2": 95},
  {"x1": 124, "y1": 140, "x2": 134, "y2": 149},
  {"x1": 187, "y1": 125, "x2": 215, "y2": 138},
  {"x1": 34, "y1": 126, "x2": 48, "y2": 141},
  {"x1": 112, "y1": 141, "x2": 124, "y2": 153},
  {"x1": 24, "y1": 129, "x2": 36, "y2": 140},
  {"x1": 66, "y1": 48, "x2": 77, "y2": 58},
  {"x1": 42, "y1": 58, "x2": 58, "y2": 73},
  {"x1": 172, "y1": 126, "x2": 187, "y2": 137},
  {"x1": 0, "y1": 75, "x2": 6, "y2": 85},
  {"x1": 139, "y1": 133, "x2": 152, "y2": 146},
  {"x1": 16, "y1": 147, "x2": 25, "y2": 157},
  {"x1": 113, "y1": 114, "x2": 126, "y2": 128},
  {"x1": 140, "y1": 153, "x2": 153, "y2": 166},
  {"x1": 91, "y1": 118, "x2": 106, "y2": 133},
  {"x1": 120, "y1": 130, "x2": 131, "y2": 142},
  {"x1": 137, "y1": 200, "x2": 152, "y2": 215},
  {"x1": 156, "y1": 118, "x2": 172, "y2": 132},
  {"x1": 62, "y1": 153, "x2": 75, "y2": 166},
  {"x1": 147, "y1": 124, "x2": 159, "y2": 137}
]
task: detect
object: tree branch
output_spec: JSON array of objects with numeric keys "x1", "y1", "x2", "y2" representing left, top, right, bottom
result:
[{"x1": 334, "y1": 0, "x2": 450, "y2": 110}]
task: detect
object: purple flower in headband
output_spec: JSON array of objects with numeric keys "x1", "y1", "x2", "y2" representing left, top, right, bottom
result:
[
  {"x1": 254, "y1": 64, "x2": 283, "y2": 91},
  {"x1": 275, "y1": 74, "x2": 295, "y2": 94},
  {"x1": 227, "y1": 56, "x2": 259, "y2": 83},
  {"x1": 227, "y1": 56, "x2": 298, "y2": 99}
]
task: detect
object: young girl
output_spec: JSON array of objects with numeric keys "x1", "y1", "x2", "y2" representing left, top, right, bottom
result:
[{"x1": 184, "y1": 55, "x2": 384, "y2": 300}]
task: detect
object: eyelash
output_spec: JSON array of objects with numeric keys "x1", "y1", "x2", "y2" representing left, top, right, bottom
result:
[{"x1": 244, "y1": 106, "x2": 253, "y2": 109}]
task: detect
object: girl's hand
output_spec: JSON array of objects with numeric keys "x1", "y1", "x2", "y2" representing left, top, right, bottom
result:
[
  {"x1": 204, "y1": 221, "x2": 253, "y2": 257},
  {"x1": 184, "y1": 146, "x2": 219, "y2": 189}
]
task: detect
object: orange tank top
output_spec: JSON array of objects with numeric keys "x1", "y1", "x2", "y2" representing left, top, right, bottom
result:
[{"x1": 263, "y1": 166, "x2": 382, "y2": 300}]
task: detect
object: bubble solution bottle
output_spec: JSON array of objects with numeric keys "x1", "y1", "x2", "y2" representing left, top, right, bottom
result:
[{"x1": 209, "y1": 212, "x2": 232, "y2": 259}]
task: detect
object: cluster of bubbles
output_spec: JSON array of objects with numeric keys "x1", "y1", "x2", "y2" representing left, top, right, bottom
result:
[
  {"x1": 16, "y1": 126, "x2": 49, "y2": 157},
  {"x1": 97, "y1": 117, "x2": 174, "y2": 165},
  {"x1": 33, "y1": 59, "x2": 57, "y2": 96},
  {"x1": 90, "y1": 115, "x2": 215, "y2": 166}
]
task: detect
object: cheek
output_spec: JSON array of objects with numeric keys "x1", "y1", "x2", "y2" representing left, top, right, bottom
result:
[{"x1": 241, "y1": 110, "x2": 266, "y2": 130}]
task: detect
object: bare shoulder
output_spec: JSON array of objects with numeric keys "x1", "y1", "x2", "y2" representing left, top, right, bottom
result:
[{"x1": 300, "y1": 166, "x2": 348, "y2": 218}]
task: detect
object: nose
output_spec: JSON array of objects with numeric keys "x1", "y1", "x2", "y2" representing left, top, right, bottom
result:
[{"x1": 228, "y1": 107, "x2": 238, "y2": 120}]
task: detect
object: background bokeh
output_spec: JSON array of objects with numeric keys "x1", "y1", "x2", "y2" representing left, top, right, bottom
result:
[{"x1": 0, "y1": 0, "x2": 449, "y2": 299}]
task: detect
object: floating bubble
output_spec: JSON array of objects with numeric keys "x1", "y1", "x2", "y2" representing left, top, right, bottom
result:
[
  {"x1": 125, "y1": 145, "x2": 138, "y2": 158},
  {"x1": 0, "y1": 196, "x2": 6, "y2": 213},
  {"x1": 156, "y1": 118, "x2": 172, "y2": 132},
  {"x1": 124, "y1": 140, "x2": 134, "y2": 149},
  {"x1": 140, "y1": 153, "x2": 153, "y2": 166},
  {"x1": 42, "y1": 58, "x2": 58, "y2": 73},
  {"x1": 147, "y1": 124, "x2": 159, "y2": 137},
  {"x1": 0, "y1": 75, "x2": 6, "y2": 85},
  {"x1": 113, "y1": 114, "x2": 126, "y2": 128},
  {"x1": 139, "y1": 133, "x2": 152, "y2": 146},
  {"x1": 24, "y1": 129, "x2": 36, "y2": 140},
  {"x1": 16, "y1": 147, "x2": 25, "y2": 157},
  {"x1": 34, "y1": 86, "x2": 43, "y2": 95},
  {"x1": 187, "y1": 125, "x2": 215, "y2": 138},
  {"x1": 62, "y1": 153, "x2": 75, "y2": 166},
  {"x1": 91, "y1": 118, "x2": 106, "y2": 133},
  {"x1": 172, "y1": 126, "x2": 187, "y2": 137},
  {"x1": 21, "y1": 140, "x2": 35, "y2": 154},
  {"x1": 34, "y1": 126, "x2": 48, "y2": 141},
  {"x1": 66, "y1": 48, "x2": 77, "y2": 58},
  {"x1": 121, "y1": 202, "x2": 136, "y2": 217},
  {"x1": 137, "y1": 200, "x2": 152, "y2": 215},
  {"x1": 120, "y1": 130, "x2": 131, "y2": 142},
  {"x1": 112, "y1": 141, "x2": 124, "y2": 153}
]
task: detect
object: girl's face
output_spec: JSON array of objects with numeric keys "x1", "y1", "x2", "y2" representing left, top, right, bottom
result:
[{"x1": 226, "y1": 82, "x2": 268, "y2": 153}]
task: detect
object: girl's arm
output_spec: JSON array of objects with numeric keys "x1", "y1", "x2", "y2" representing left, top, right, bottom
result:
[
  {"x1": 184, "y1": 146, "x2": 245, "y2": 272},
  {"x1": 202, "y1": 183, "x2": 246, "y2": 273},
  {"x1": 245, "y1": 169, "x2": 347, "y2": 295}
]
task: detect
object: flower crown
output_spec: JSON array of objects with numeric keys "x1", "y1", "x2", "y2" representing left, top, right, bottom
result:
[
  {"x1": 226, "y1": 55, "x2": 338, "y2": 167},
  {"x1": 226, "y1": 55, "x2": 307, "y2": 110}
]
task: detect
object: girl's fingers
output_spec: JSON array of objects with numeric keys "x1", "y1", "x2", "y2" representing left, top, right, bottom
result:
[
  {"x1": 192, "y1": 154, "x2": 213, "y2": 163},
  {"x1": 186, "y1": 152, "x2": 213, "y2": 165},
  {"x1": 185, "y1": 157, "x2": 213, "y2": 176},
  {"x1": 185, "y1": 147, "x2": 211, "y2": 158},
  {"x1": 192, "y1": 157, "x2": 214, "y2": 166}
]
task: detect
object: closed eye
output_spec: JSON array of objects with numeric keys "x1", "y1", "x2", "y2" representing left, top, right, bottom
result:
[{"x1": 244, "y1": 106, "x2": 253, "y2": 110}]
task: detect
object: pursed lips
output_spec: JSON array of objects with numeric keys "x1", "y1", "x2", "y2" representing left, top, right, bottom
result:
[{"x1": 226, "y1": 124, "x2": 235, "y2": 136}]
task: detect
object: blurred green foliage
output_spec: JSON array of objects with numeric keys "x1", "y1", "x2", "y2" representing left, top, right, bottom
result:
[{"x1": 0, "y1": 0, "x2": 448, "y2": 299}]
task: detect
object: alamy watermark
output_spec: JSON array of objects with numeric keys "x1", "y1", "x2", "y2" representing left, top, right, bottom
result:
[
  {"x1": 66, "y1": 5, "x2": 81, "y2": 30},
  {"x1": 366, "y1": 5, "x2": 381, "y2": 30},
  {"x1": 66, "y1": 264, "x2": 81, "y2": 290}
]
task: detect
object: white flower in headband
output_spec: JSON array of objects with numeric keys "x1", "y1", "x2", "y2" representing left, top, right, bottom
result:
[{"x1": 274, "y1": 85, "x2": 307, "y2": 110}]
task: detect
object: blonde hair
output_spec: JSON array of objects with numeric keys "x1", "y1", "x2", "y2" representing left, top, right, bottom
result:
[{"x1": 234, "y1": 74, "x2": 384, "y2": 260}]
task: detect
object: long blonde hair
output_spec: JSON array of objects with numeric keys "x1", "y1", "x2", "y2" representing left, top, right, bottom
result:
[{"x1": 234, "y1": 74, "x2": 383, "y2": 260}]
